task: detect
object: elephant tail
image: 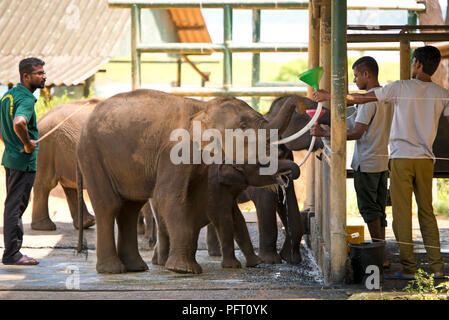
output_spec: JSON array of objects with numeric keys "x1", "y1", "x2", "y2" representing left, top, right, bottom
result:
[{"x1": 76, "y1": 162, "x2": 88, "y2": 257}]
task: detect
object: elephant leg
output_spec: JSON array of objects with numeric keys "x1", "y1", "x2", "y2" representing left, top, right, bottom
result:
[
  {"x1": 137, "y1": 212, "x2": 145, "y2": 235},
  {"x1": 117, "y1": 200, "x2": 149, "y2": 272},
  {"x1": 164, "y1": 211, "x2": 202, "y2": 274},
  {"x1": 151, "y1": 199, "x2": 169, "y2": 266},
  {"x1": 94, "y1": 200, "x2": 126, "y2": 274},
  {"x1": 206, "y1": 223, "x2": 222, "y2": 257},
  {"x1": 62, "y1": 186, "x2": 95, "y2": 230},
  {"x1": 81, "y1": 162, "x2": 126, "y2": 274},
  {"x1": 153, "y1": 155, "x2": 203, "y2": 274},
  {"x1": 208, "y1": 207, "x2": 242, "y2": 269},
  {"x1": 277, "y1": 183, "x2": 303, "y2": 264},
  {"x1": 142, "y1": 201, "x2": 157, "y2": 249},
  {"x1": 146, "y1": 216, "x2": 157, "y2": 249},
  {"x1": 252, "y1": 189, "x2": 282, "y2": 264},
  {"x1": 231, "y1": 204, "x2": 262, "y2": 267},
  {"x1": 31, "y1": 173, "x2": 57, "y2": 231}
]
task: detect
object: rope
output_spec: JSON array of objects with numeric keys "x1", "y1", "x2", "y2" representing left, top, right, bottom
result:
[
  {"x1": 377, "y1": 96, "x2": 449, "y2": 101},
  {"x1": 20, "y1": 101, "x2": 90, "y2": 153},
  {"x1": 323, "y1": 145, "x2": 449, "y2": 162},
  {"x1": 344, "y1": 232, "x2": 443, "y2": 250}
]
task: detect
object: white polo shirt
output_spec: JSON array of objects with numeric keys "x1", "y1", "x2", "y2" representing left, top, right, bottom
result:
[{"x1": 374, "y1": 79, "x2": 449, "y2": 160}]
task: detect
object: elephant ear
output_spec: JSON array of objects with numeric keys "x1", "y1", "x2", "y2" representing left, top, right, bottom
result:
[
  {"x1": 188, "y1": 110, "x2": 209, "y2": 151},
  {"x1": 190, "y1": 109, "x2": 227, "y2": 158},
  {"x1": 217, "y1": 164, "x2": 247, "y2": 187},
  {"x1": 190, "y1": 110, "x2": 209, "y2": 131}
]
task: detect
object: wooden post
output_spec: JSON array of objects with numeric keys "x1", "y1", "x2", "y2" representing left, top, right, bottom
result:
[
  {"x1": 304, "y1": 0, "x2": 320, "y2": 212},
  {"x1": 330, "y1": 0, "x2": 347, "y2": 284},
  {"x1": 177, "y1": 57, "x2": 182, "y2": 87},
  {"x1": 400, "y1": 37, "x2": 411, "y2": 80},
  {"x1": 319, "y1": 0, "x2": 331, "y2": 96},
  {"x1": 131, "y1": 4, "x2": 141, "y2": 90},
  {"x1": 83, "y1": 75, "x2": 95, "y2": 98},
  {"x1": 308, "y1": 0, "x2": 321, "y2": 98},
  {"x1": 251, "y1": 9, "x2": 261, "y2": 110},
  {"x1": 319, "y1": 0, "x2": 331, "y2": 245}
]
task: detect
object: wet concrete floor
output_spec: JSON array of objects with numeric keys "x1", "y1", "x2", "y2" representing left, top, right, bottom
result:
[{"x1": 0, "y1": 192, "x2": 449, "y2": 300}]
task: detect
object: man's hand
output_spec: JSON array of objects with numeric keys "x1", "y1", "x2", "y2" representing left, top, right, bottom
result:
[
  {"x1": 312, "y1": 90, "x2": 331, "y2": 102},
  {"x1": 310, "y1": 123, "x2": 330, "y2": 137},
  {"x1": 13, "y1": 116, "x2": 36, "y2": 153},
  {"x1": 23, "y1": 140, "x2": 37, "y2": 154}
]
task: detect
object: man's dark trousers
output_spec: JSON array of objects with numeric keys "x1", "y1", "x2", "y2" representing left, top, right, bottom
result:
[{"x1": 2, "y1": 167, "x2": 36, "y2": 264}]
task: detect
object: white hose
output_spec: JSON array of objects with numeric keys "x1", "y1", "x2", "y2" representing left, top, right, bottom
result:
[
  {"x1": 296, "y1": 136, "x2": 316, "y2": 168},
  {"x1": 272, "y1": 102, "x2": 323, "y2": 145}
]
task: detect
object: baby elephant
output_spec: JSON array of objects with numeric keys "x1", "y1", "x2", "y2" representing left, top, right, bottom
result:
[
  {"x1": 151, "y1": 162, "x2": 300, "y2": 273},
  {"x1": 31, "y1": 99, "x2": 99, "y2": 231}
]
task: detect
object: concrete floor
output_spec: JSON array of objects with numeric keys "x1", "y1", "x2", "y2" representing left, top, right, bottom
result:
[{"x1": 0, "y1": 186, "x2": 449, "y2": 300}]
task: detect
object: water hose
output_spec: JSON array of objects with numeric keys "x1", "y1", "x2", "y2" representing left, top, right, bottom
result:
[
  {"x1": 272, "y1": 102, "x2": 323, "y2": 145},
  {"x1": 20, "y1": 101, "x2": 90, "y2": 153},
  {"x1": 271, "y1": 102, "x2": 323, "y2": 167}
]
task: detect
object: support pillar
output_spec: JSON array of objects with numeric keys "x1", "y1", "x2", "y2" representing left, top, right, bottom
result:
[
  {"x1": 400, "y1": 34, "x2": 411, "y2": 80},
  {"x1": 251, "y1": 9, "x2": 261, "y2": 110},
  {"x1": 223, "y1": 5, "x2": 233, "y2": 89},
  {"x1": 314, "y1": 0, "x2": 332, "y2": 284},
  {"x1": 330, "y1": 0, "x2": 347, "y2": 284},
  {"x1": 131, "y1": 4, "x2": 141, "y2": 90},
  {"x1": 304, "y1": 0, "x2": 320, "y2": 211}
]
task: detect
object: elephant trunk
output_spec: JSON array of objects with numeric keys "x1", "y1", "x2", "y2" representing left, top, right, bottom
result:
[
  {"x1": 277, "y1": 159, "x2": 300, "y2": 181},
  {"x1": 263, "y1": 95, "x2": 305, "y2": 135}
]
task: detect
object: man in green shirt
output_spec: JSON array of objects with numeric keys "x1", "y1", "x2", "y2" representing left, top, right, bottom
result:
[{"x1": 1, "y1": 57, "x2": 46, "y2": 265}]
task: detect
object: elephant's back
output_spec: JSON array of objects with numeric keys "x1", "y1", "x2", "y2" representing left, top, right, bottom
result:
[
  {"x1": 85, "y1": 89, "x2": 204, "y2": 142},
  {"x1": 92, "y1": 89, "x2": 202, "y2": 124},
  {"x1": 78, "y1": 89, "x2": 205, "y2": 200},
  {"x1": 36, "y1": 98, "x2": 101, "y2": 186},
  {"x1": 37, "y1": 98, "x2": 100, "y2": 136}
]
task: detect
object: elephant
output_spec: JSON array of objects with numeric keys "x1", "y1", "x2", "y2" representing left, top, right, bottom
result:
[
  {"x1": 31, "y1": 98, "x2": 156, "y2": 246},
  {"x1": 31, "y1": 98, "x2": 100, "y2": 231},
  {"x1": 206, "y1": 95, "x2": 327, "y2": 265},
  {"x1": 151, "y1": 160, "x2": 300, "y2": 273},
  {"x1": 77, "y1": 89, "x2": 303, "y2": 274}
]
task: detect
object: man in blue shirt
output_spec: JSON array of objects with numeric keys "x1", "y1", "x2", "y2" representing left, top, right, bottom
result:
[{"x1": 1, "y1": 57, "x2": 46, "y2": 265}]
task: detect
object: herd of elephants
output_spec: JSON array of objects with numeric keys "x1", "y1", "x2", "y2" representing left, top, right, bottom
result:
[{"x1": 30, "y1": 89, "x2": 449, "y2": 275}]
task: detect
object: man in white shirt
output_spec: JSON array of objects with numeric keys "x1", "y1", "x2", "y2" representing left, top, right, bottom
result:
[
  {"x1": 313, "y1": 46, "x2": 449, "y2": 279},
  {"x1": 311, "y1": 56, "x2": 393, "y2": 268}
]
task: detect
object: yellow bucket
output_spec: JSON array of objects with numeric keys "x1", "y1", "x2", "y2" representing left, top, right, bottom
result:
[{"x1": 346, "y1": 225, "x2": 364, "y2": 253}]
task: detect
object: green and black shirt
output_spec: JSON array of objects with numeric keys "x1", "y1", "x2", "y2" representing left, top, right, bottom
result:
[{"x1": 0, "y1": 83, "x2": 39, "y2": 172}]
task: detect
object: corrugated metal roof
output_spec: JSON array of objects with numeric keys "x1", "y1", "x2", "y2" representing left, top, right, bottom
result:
[
  {"x1": 0, "y1": 0, "x2": 130, "y2": 86},
  {"x1": 168, "y1": 8, "x2": 212, "y2": 43},
  {"x1": 0, "y1": 2, "x2": 211, "y2": 86}
]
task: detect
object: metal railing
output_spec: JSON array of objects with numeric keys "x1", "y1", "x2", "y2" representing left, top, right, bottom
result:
[{"x1": 108, "y1": 0, "x2": 428, "y2": 102}]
